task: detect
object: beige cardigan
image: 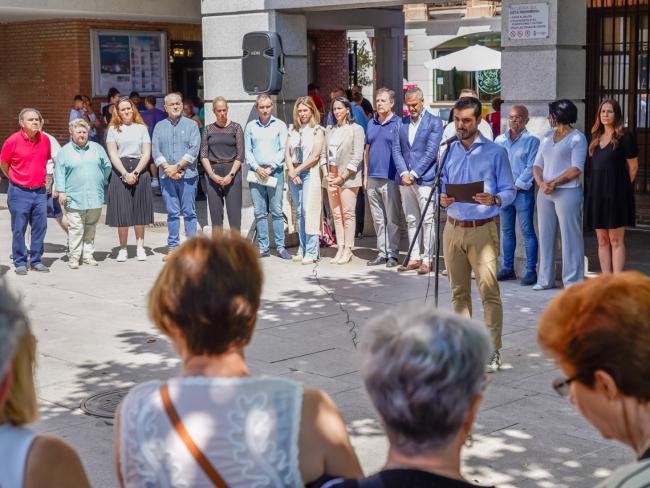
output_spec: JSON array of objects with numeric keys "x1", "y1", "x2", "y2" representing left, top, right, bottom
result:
[{"x1": 320, "y1": 123, "x2": 365, "y2": 189}]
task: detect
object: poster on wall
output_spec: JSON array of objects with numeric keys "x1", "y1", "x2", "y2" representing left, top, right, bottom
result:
[{"x1": 91, "y1": 30, "x2": 167, "y2": 98}]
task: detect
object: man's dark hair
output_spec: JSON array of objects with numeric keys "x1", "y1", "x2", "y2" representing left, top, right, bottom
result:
[
  {"x1": 308, "y1": 83, "x2": 319, "y2": 91},
  {"x1": 107, "y1": 87, "x2": 120, "y2": 100},
  {"x1": 453, "y1": 97, "x2": 482, "y2": 118},
  {"x1": 145, "y1": 95, "x2": 156, "y2": 106},
  {"x1": 129, "y1": 91, "x2": 141, "y2": 99},
  {"x1": 548, "y1": 99, "x2": 578, "y2": 125},
  {"x1": 73, "y1": 95, "x2": 83, "y2": 102}
]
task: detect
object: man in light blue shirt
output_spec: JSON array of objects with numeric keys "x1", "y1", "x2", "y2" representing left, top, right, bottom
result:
[
  {"x1": 152, "y1": 92, "x2": 201, "y2": 260},
  {"x1": 494, "y1": 105, "x2": 540, "y2": 286},
  {"x1": 440, "y1": 97, "x2": 515, "y2": 373},
  {"x1": 55, "y1": 118, "x2": 111, "y2": 268},
  {"x1": 244, "y1": 94, "x2": 290, "y2": 259}
]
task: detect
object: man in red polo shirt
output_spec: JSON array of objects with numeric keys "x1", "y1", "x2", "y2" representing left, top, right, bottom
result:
[{"x1": 1, "y1": 108, "x2": 51, "y2": 275}]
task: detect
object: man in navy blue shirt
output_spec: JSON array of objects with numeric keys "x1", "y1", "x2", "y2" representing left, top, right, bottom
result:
[
  {"x1": 392, "y1": 86, "x2": 443, "y2": 275},
  {"x1": 364, "y1": 88, "x2": 400, "y2": 268},
  {"x1": 440, "y1": 97, "x2": 516, "y2": 373},
  {"x1": 141, "y1": 95, "x2": 167, "y2": 195}
]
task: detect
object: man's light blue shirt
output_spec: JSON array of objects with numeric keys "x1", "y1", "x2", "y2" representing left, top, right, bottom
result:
[
  {"x1": 54, "y1": 141, "x2": 111, "y2": 210},
  {"x1": 442, "y1": 133, "x2": 516, "y2": 221},
  {"x1": 244, "y1": 116, "x2": 288, "y2": 172},
  {"x1": 152, "y1": 116, "x2": 201, "y2": 179},
  {"x1": 494, "y1": 128, "x2": 540, "y2": 190}
]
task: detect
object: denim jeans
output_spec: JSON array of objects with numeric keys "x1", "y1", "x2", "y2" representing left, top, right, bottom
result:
[
  {"x1": 160, "y1": 176, "x2": 198, "y2": 249},
  {"x1": 289, "y1": 170, "x2": 319, "y2": 259},
  {"x1": 250, "y1": 167, "x2": 285, "y2": 252},
  {"x1": 499, "y1": 188, "x2": 538, "y2": 273},
  {"x1": 8, "y1": 184, "x2": 48, "y2": 268}
]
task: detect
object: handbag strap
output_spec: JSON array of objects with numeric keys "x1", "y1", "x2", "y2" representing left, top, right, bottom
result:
[{"x1": 160, "y1": 383, "x2": 229, "y2": 488}]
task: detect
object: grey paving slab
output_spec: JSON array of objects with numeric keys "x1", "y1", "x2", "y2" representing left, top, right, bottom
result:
[{"x1": 0, "y1": 197, "x2": 636, "y2": 488}]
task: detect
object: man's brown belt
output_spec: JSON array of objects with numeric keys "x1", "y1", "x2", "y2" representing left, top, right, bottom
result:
[{"x1": 447, "y1": 216, "x2": 495, "y2": 228}]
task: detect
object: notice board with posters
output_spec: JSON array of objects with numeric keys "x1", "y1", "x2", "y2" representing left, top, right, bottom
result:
[
  {"x1": 507, "y1": 3, "x2": 550, "y2": 40},
  {"x1": 91, "y1": 30, "x2": 168, "y2": 98}
]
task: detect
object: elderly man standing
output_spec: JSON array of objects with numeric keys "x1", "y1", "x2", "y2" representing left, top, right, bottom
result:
[
  {"x1": 152, "y1": 92, "x2": 201, "y2": 261},
  {"x1": 55, "y1": 119, "x2": 112, "y2": 269},
  {"x1": 440, "y1": 97, "x2": 516, "y2": 373},
  {"x1": 365, "y1": 88, "x2": 400, "y2": 268},
  {"x1": 244, "y1": 94, "x2": 290, "y2": 259},
  {"x1": 495, "y1": 105, "x2": 540, "y2": 286},
  {"x1": 0, "y1": 109, "x2": 51, "y2": 275},
  {"x1": 392, "y1": 86, "x2": 443, "y2": 275}
]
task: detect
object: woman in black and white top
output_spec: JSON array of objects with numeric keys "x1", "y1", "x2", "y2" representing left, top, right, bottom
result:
[
  {"x1": 106, "y1": 96, "x2": 154, "y2": 262},
  {"x1": 199, "y1": 96, "x2": 244, "y2": 233}
]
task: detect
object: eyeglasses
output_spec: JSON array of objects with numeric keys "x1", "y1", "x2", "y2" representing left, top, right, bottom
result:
[{"x1": 552, "y1": 376, "x2": 576, "y2": 397}]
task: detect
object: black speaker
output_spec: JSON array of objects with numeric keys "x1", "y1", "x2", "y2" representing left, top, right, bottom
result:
[{"x1": 242, "y1": 32, "x2": 285, "y2": 95}]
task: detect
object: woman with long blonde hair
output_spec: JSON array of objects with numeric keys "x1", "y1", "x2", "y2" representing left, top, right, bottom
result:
[
  {"x1": 0, "y1": 283, "x2": 90, "y2": 487},
  {"x1": 105, "y1": 96, "x2": 154, "y2": 262},
  {"x1": 285, "y1": 96, "x2": 324, "y2": 264},
  {"x1": 585, "y1": 98, "x2": 639, "y2": 274}
]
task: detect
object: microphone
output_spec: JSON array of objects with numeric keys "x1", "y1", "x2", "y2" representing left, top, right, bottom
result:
[{"x1": 439, "y1": 134, "x2": 458, "y2": 146}]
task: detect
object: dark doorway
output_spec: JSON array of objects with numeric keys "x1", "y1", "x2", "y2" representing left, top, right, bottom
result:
[{"x1": 170, "y1": 41, "x2": 203, "y2": 103}]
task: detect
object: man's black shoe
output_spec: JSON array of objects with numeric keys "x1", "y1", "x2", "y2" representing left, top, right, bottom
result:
[
  {"x1": 386, "y1": 257, "x2": 399, "y2": 268},
  {"x1": 496, "y1": 268, "x2": 516, "y2": 281},
  {"x1": 367, "y1": 256, "x2": 387, "y2": 267}
]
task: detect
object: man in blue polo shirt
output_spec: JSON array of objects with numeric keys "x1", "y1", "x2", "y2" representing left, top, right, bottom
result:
[
  {"x1": 364, "y1": 88, "x2": 400, "y2": 268},
  {"x1": 440, "y1": 97, "x2": 516, "y2": 373},
  {"x1": 494, "y1": 105, "x2": 540, "y2": 286}
]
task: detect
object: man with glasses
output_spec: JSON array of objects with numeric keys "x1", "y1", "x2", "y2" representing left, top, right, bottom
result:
[{"x1": 494, "y1": 105, "x2": 540, "y2": 286}]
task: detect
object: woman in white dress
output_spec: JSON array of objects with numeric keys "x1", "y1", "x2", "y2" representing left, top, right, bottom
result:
[{"x1": 115, "y1": 233, "x2": 362, "y2": 488}]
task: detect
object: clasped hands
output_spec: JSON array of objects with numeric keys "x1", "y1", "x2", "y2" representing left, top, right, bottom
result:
[
  {"x1": 440, "y1": 192, "x2": 496, "y2": 207},
  {"x1": 210, "y1": 172, "x2": 233, "y2": 187},
  {"x1": 539, "y1": 179, "x2": 557, "y2": 195},
  {"x1": 287, "y1": 167, "x2": 302, "y2": 185},
  {"x1": 163, "y1": 163, "x2": 183, "y2": 181}
]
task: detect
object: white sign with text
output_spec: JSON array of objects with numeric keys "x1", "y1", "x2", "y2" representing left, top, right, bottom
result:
[{"x1": 508, "y1": 3, "x2": 550, "y2": 40}]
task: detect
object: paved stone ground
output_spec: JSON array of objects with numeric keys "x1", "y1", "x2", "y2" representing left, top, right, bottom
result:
[{"x1": 0, "y1": 195, "x2": 643, "y2": 488}]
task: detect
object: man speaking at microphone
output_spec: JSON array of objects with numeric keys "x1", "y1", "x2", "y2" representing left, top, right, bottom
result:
[{"x1": 440, "y1": 97, "x2": 515, "y2": 373}]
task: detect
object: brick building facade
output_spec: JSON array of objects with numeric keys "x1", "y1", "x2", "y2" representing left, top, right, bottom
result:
[
  {"x1": 0, "y1": 19, "x2": 200, "y2": 143},
  {"x1": 308, "y1": 30, "x2": 349, "y2": 109}
]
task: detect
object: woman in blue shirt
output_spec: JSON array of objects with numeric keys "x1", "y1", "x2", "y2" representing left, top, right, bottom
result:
[{"x1": 533, "y1": 100, "x2": 588, "y2": 290}]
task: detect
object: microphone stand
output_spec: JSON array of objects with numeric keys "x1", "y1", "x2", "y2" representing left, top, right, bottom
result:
[{"x1": 401, "y1": 141, "x2": 454, "y2": 307}]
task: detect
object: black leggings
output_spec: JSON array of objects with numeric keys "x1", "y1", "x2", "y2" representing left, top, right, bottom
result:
[{"x1": 204, "y1": 162, "x2": 242, "y2": 232}]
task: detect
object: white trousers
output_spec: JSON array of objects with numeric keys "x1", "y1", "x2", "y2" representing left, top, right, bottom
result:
[
  {"x1": 67, "y1": 208, "x2": 102, "y2": 262},
  {"x1": 399, "y1": 183, "x2": 435, "y2": 264}
]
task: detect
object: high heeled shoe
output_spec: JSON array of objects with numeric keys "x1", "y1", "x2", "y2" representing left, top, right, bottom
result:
[{"x1": 337, "y1": 252, "x2": 353, "y2": 264}]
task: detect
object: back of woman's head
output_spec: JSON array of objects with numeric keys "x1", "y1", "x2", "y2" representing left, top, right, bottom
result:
[
  {"x1": 548, "y1": 99, "x2": 578, "y2": 125},
  {"x1": 0, "y1": 282, "x2": 37, "y2": 425},
  {"x1": 538, "y1": 272, "x2": 650, "y2": 400},
  {"x1": 148, "y1": 233, "x2": 263, "y2": 356},
  {"x1": 360, "y1": 309, "x2": 492, "y2": 455}
]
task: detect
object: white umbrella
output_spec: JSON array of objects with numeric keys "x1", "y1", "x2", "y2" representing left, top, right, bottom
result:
[{"x1": 424, "y1": 45, "x2": 501, "y2": 71}]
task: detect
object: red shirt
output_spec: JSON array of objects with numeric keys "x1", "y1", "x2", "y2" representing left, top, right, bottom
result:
[{"x1": 0, "y1": 129, "x2": 50, "y2": 188}]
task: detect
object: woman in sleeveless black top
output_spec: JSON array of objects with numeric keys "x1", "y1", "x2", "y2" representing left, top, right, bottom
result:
[{"x1": 585, "y1": 99, "x2": 639, "y2": 274}]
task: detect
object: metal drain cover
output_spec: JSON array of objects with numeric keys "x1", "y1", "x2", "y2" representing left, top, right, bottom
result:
[{"x1": 80, "y1": 388, "x2": 131, "y2": 418}]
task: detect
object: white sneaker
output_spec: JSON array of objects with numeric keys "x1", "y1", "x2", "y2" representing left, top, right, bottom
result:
[
  {"x1": 151, "y1": 177, "x2": 159, "y2": 189},
  {"x1": 292, "y1": 253, "x2": 303, "y2": 262},
  {"x1": 68, "y1": 260, "x2": 80, "y2": 269},
  {"x1": 116, "y1": 248, "x2": 128, "y2": 262},
  {"x1": 83, "y1": 258, "x2": 98, "y2": 266},
  {"x1": 136, "y1": 247, "x2": 147, "y2": 261}
]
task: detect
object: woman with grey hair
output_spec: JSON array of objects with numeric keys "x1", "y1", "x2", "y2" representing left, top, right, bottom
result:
[
  {"x1": 0, "y1": 282, "x2": 90, "y2": 487},
  {"x1": 324, "y1": 309, "x2": 495, "y2": 488},
  {"x1": 55, "y1": 118, "x2": 112, "y2": 268}
]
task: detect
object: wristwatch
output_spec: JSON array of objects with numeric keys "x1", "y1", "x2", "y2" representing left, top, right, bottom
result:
[
  {"x1": 494, "y1": 195, "x2": 502, "y2": 207},
  {"x1": 228, "y1": 172, "x2": 235, "y2": 178}
]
